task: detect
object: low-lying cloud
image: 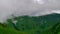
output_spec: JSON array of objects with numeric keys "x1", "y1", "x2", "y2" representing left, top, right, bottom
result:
[{"x1": 0, "y1": 0, "x2": 60, "y2": 23}]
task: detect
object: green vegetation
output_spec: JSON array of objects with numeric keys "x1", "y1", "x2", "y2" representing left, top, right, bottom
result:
[{"x1": 0, "y1": 13, "x2": 60, "y2": 34}]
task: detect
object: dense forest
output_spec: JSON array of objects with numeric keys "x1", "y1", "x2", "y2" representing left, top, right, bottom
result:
[{"x1": 0, "y1": 13, "x2": 60, "y2": 34}]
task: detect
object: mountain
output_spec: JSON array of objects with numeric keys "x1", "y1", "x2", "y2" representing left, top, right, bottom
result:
[{"x1": 0, "y1": 13, "x2": 60, "y2": 34}]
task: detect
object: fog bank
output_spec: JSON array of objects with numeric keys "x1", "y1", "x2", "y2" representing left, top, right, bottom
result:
[{"x1": 0, "y1": 0, "x2": 60, "y2": 23}]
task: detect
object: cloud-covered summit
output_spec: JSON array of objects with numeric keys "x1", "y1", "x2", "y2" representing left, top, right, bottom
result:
[{"x1": 0, "y1": 0, "x2": 60, "y2": 23}]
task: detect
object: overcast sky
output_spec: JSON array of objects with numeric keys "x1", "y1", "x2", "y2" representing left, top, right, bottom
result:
[{"x1": 0, "y1": 0, "x2": 60, "y2": 23}]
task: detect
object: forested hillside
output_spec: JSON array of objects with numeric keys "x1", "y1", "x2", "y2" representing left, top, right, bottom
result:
[{"x1": 0, "y1": 13, "x2": 60, "y2": 34}]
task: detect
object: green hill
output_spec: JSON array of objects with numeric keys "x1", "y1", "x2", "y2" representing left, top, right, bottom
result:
[{"x1": 0, "y1": 13, "x2": 60, "y2": 34}]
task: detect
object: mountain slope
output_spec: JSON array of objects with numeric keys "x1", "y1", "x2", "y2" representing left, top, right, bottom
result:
[{"x1": 0, "y1": 13, "x2": 60, "y2": 34}]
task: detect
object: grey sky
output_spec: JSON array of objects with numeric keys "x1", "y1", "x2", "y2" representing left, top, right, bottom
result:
[{"x1": 0, "y1": 0, "x2": 60, "y2": 23}]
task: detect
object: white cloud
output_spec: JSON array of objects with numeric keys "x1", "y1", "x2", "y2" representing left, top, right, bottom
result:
[
  {"x1": 52, "y1": 10, "x2": 60, "y2": 14},
  {"x1": 33, "y1": 0, "x2": 45, "y2": 4},
  {"x1": 0, "y1": 0, "x2": 60, "y2": 23}
]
